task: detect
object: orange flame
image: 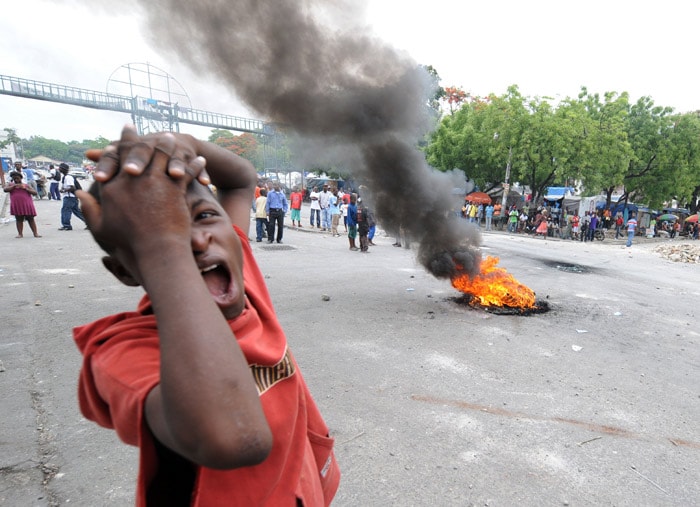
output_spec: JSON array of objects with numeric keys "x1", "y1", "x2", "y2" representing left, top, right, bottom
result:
[{"x1": 451, "y1": 256, "x2": 536, "y2": 308}]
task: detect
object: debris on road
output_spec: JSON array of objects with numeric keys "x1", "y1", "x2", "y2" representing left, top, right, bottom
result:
[{"x1": 653, "y1": 243, "x2": 700, "y2": 263}]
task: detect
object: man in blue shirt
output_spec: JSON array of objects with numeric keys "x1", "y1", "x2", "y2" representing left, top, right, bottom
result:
[
  {"x1": 23, "y1": 165, "x2": 38, "y2": 196},
  {"x1": 265, "y1": 183, "x2": 288, "y2": 243},
  {"x1": 346, "y1": 193, "x2": 359, "y2": 250},
  {"x1": 485, "y1": 204, "x2": 494, "y2": 231}
]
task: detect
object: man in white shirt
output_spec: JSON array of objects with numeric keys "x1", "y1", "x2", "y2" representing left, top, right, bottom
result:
[
  {"x1": 318, "y1": 184, "x2": 332, "y2": 231},
  {"x1": 58, "y1": 163, "x2": 86, "y2": 230},
  {"x1": 48, "y1": 164, "x2": 62, "y2": 200},
  {"x1": 626, "y1": 213, "x2": 638, "y2": 248},
  {"x1": 309, "y1": 186, "x2": 321, "y2": 228}
]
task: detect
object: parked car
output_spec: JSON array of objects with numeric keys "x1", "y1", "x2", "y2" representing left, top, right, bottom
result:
[{"x1": 68, "y1": 168, "x2": 89, "y2": 180}]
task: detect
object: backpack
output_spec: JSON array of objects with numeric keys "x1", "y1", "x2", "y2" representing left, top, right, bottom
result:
[
  {"x1": 62, "y1": 174, "x2": 82, "y2": 191},
  {"x1": 53, "y1": 169, "x2": 61, "y2": 182}
]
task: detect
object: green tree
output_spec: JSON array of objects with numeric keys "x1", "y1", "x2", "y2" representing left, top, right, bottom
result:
[
  {"x1": 83, "y1": 136, "x2": 111, "y2": 150},
  {"x1": 69, "y1": 137, "x2": 111, "y2": 164},
  {"x1": 0, "y1": 128, "x2": 23, "y2": 159},
  {"x1": 425, "y1": 101, "x2": 481, "y2": 180},
  {"x1": 423, "y1": 65, "x2": 445, "y2": 117},
  {"x1": 623, "y1": 97, "x2": 678, "y2": 208},
  {"x1": 23, "y1": 136, "x2": 70, "y2": 162},
  {"x1": 652, "y1": 112, "x2": 700, "y2": 209},
  {"x1": 474, "y1": 88, "x2": 529, "y2": 195},
  {"x1": 425, "y1": 87, "x2": 528, "y2": 193},
  {"x1": 22, "y1": 135, "x2": 110, "y2": 165},
  {"x1": 516, "y1": 97, "x2": 567, "y2": 203},
  {"x1": 573, "y1": 89, "x2": 632, "y2": 207},
  {"x1": 426, "y1": 85, "x2": 700, "y2": 211}
]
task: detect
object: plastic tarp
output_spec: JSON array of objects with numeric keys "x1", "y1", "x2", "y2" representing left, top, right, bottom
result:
[
  {"x1": 610, "y1": 203, "x2": 638, "y2": 215},
  {"x1": 543, "y1": 186, "x2": 575, "y2": 201}
]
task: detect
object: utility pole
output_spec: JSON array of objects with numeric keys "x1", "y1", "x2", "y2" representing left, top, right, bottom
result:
[{"x1": 500, "y1": 146, "x2": 512, "y2": 212}]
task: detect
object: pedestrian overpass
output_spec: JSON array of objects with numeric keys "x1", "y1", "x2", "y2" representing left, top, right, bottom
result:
[{"x1": 0, "y1": 73, "x2": 270, "y2": 136}]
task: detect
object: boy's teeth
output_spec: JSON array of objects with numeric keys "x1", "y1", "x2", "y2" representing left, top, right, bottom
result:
[{"x1": 200, "y1": 264, "x2": 219, "y2": 273}]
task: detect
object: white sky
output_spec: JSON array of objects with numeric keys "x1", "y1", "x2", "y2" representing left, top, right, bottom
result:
[{"x1": 1, "y1": 0, "x2": 697, "y2": 143}]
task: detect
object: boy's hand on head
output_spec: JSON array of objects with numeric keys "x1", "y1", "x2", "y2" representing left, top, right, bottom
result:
[
  {"x1": 83, "y1": 125, "x2": 258, "y2": 242},
  {"x1": 87, "y1": 125, "x2": 210, "y2": 186},
  {"x1": 80, "y1": 134, "x2": 201, "y2": 268}
]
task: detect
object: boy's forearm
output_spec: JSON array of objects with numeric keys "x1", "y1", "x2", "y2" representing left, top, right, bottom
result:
[
  {"x1": 192, "y1": 138, "x2": 257, "y2": 230},
  {"x1": 194, "y1": 138, "x2": 257, "y2": 193},
  {"x1": 140, "y1": 249, "x2": 271, "y2": 468}
]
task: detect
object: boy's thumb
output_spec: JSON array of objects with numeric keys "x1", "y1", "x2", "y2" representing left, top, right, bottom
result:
[{"x1": 84, "y1": 148, "x2": 103, "y2": 162}]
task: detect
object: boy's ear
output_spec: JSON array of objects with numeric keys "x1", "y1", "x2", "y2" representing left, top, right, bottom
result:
[{"x1": 101, "y1": 256, "x2": 141, "y2": 287}]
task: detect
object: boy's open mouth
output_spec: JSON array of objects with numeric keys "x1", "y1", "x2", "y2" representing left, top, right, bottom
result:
[{"x1": 200, "y1": 264, "x2": 234, "y2": 302}]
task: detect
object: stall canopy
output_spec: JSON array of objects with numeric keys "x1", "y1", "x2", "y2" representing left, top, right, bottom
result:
[
  {"x1": 543, "y1": 186, "x2": 576, "y2": 201},
  {"x1": 465, "y1": 191, "x2": 492, "y2": 205},
  {"x1": 611, "y1": 203, "x2": 638, "y2": 214},
  {"x1": 544, "y1": 186, "x2": 579, "y2": 212}
]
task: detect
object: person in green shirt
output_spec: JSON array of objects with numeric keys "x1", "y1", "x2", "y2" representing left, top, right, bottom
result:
[{"x1": 507, "y1": 206, "x2": 518, "y2": 233}]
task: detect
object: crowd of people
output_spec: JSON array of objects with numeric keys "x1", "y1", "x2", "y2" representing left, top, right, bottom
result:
[
  {"x1": 247, "y1": 187, "x2": 700, "y2": 256},
  {"x1": 2, "y1": 160, "x2": 90, "y2": 237},
  {"x1": 6, "y1": 162, "x2": 699, "y2": 248},
  {"x1": 0, "y1": 160, "x2": 66, "y2": 201},
  {"x1": 2, "y1": 160, "x2": 386, "y2": 255},
  {"x1": 252, "y1": 181, "x2": 379, "y2": 252},
  {"x1": 460, "y1": 198, "x2": 700, "y2": 244}
]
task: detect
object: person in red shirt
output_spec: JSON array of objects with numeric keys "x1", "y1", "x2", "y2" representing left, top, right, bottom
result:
[
  {"x1": 289, "y1": 186, "x2": 304, "y2": 227},
  {"x1": 571, "y1": 213, "x2": 580, "y2": 240},
  {"x1": 614, "y1": 213, "x2": 624, "y2": 239},
  {"x1": 74, "y1": 127, "x2": 339, "y2": 506}
]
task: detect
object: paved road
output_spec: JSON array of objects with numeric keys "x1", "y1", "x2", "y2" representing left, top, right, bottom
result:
[{"x1": 1, "y1": 196, "x2": 698, "y2": 506}]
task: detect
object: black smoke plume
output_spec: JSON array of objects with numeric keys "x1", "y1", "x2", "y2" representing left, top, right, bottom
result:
[{"x1": 133, "y1": 0, "x2": 482, "y2": 279}]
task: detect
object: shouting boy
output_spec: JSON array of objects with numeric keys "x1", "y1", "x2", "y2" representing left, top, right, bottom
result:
[{"x1": 73, "y1": 126, "x2": 339, "y2": 505}]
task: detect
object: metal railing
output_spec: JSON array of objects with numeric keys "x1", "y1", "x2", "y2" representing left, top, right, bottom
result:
[{"x1": 0, "y1": 74, "x2": 269, "y2": 135}]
